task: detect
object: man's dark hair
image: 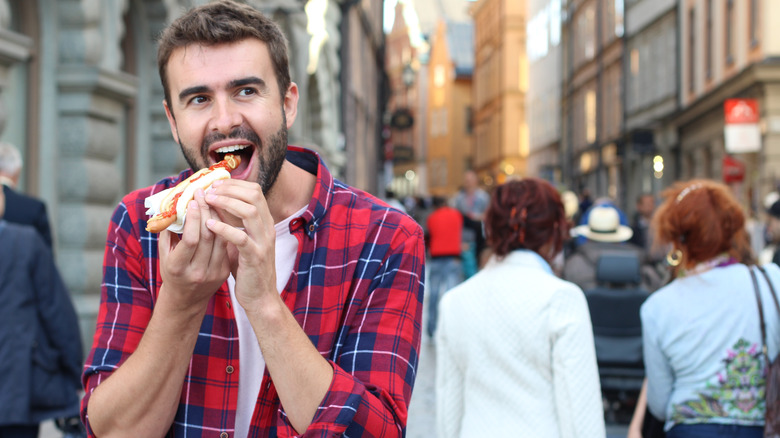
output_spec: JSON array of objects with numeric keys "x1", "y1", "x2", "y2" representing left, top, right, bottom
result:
[{"x1": 157, "y1": 0, "x2": 291, "y2": 111}]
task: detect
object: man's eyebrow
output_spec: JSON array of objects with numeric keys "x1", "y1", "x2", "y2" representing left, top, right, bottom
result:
[
  {"x1": 229, "y1": 76, "x2": 267, "y2": 90},
  {"x1": 178, "y1": 85, "x2": 210, "y2": 103}
]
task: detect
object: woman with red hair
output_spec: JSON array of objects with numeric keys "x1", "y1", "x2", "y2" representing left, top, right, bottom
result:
[
  {"x1": 435, "y1": 178, "x2": 605, "y2": 437},
  {"x1": 640, "y1": 179, "x2": 780, "y2": 437}
]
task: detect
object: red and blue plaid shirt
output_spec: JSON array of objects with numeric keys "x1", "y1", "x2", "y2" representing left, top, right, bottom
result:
[{"x1": 81, "y1": 147, "x2": 425, "y2": 437}]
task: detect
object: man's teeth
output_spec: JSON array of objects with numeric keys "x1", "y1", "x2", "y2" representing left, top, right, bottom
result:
[{"x1": 215, "y1": 145, "x2": 248, "y2": 154}]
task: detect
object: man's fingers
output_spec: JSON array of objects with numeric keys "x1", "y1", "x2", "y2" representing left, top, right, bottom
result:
[
  {"x1": 206, "y1": 219, "x2": 251, "y2": 249},
  {"x1": 205, "y1": 186, "x2": 274, "y2": 236}
]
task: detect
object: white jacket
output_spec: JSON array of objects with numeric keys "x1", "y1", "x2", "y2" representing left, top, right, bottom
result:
[{"x1": 435, "y1": 250, "x2": 605, "y2": 438}]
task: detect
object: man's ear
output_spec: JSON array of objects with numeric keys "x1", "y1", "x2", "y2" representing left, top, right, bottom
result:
[
  {"x1": 163, "y1": 99, "x2": 180, "y2": 144},
  {"x1": 283, "y1": 82, "x2": 299, "y2": 129}
]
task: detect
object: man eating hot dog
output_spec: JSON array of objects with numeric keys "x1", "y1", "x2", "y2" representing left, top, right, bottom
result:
[{"x1": 80, "y1": 1, "x2": 425, "y2": 437}]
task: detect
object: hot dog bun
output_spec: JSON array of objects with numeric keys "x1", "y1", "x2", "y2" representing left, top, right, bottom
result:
[{"x1": 145, "y1": 155, "x2": 240, "y2": 233}]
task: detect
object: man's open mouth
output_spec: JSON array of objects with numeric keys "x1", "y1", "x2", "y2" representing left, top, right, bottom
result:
[{"x1": 212, "y1": 144, "x2": 253, "y2": 176}]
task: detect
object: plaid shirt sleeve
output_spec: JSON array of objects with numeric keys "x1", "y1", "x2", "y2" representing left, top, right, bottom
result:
[
  {"x1": 79, "y1": 184, "x2": 167, "y2": 436},
  {"x1": 298, "y1": 213, "x2": 425, "y2": 437}
]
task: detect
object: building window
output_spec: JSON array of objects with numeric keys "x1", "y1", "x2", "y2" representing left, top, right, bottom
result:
[
  {"x1": 550, "y1": 0, "x2": 562, "y2": 46},
  {"x1": 688, "y1": 7, "x2": 696, "y2": 93},
  {"x1": 614, "y1": 0, "x2": 624, "y2": 37},
  {"x1": 706, "y1": 0, "x2": 712, "y2": 79},
  {"x1": 585, "y1": 6, "x2": 596, "y2": 60},
  {"x1": 527, "y1": 7, "x2": 549, "y2": 61},
  {"x1": 465, "y1": 106, "x2": 473, "y2": 135},
  {"x1": 750, "y1": 0, "x2": 760, "y2": 46},
  {"x1": 630, "y1": 48, "x2": 639, "y2": 75},
  {"x1": 725, "y1": 0, "x2": 735, "y2": 65},
  {"x1": 585, "y1": 89, "x2": 597, "y2": 144}
]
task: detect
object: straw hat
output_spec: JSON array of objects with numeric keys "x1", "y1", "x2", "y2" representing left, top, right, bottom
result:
[{"x1": 573, "y1": 206, "x2": 633, "y2": 243}]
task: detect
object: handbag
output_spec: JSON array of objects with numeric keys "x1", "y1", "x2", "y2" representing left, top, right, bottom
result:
[{"x1": 749, "y1": 265, "x2": 780, "y2": 438}]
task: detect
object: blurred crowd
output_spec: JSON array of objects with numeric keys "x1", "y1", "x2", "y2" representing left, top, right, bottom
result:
[{"x1": 389, "y1": 171, "x2": 780, "y2": 438}]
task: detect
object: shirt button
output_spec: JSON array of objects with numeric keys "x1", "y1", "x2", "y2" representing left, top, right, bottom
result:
[
  {"x1": 308, "y1": 223, "x2": 316, "y2": 232},
  {"x1": 220, "y1": 433, "x2": 229, "y2": 438},
  {"x1": 226, "y1": 300, "x2": 231, "y2": 309},
  {"x1": 226, "y1": 365, "x2": 234, "y2": 374}
]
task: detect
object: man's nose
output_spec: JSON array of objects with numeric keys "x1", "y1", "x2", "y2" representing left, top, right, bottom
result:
[{"x1": 209, "y1": 97, "x2": 242, "y2": 133}]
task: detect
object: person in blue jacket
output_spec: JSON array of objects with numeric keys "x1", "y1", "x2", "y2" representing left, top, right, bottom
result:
[{"x1": 0, "y1": 187, "x2": 83, "y2": 438}]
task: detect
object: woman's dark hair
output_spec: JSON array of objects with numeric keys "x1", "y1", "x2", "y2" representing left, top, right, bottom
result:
[
  {"x1": 157, "y1": 0, "x2": 291, "y2": 113},
  {"x1": 653, "y1": 178, "x2": 755, "y2": 276},
  {"x1": 484, "y1": 178, "x2": 569, "y2": 262}
]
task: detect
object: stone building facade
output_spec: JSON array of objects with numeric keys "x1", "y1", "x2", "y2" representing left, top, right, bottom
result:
[
  {"x1": 471, "y1": 0, "x2": 528, "y2": 187},
  {"x1": 0, "y1": 0, "x2": 384, "y2": 351},
  {"x1": 560, "y1": 0, "x2": 626, "y2": 203}
]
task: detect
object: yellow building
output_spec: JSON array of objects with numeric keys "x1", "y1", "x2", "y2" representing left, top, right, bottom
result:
[
  {"x1": 426, "y1": 19, "x2": 475, "y2": 197},
  {"x1": 471, "y1": 0, "x2": 528, "y2": 187}
]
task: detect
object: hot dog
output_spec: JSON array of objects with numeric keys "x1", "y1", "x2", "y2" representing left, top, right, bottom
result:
[{"x1": 144, "y1": 154, "x2": 241, "y2": 233}]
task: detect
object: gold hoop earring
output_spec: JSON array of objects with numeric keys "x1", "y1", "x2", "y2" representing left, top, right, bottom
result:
[{"x1": 667, "y1": 249, "x2": 683, "y2": 267}]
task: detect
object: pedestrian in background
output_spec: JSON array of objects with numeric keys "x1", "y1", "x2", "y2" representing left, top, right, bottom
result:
[
  {"x1": 384, "y1": 189, "x2": 407, "y2": 213},
  {"x1": 0, "y1": 142, "x2": 53, "y2": 248},
  {"x1": 638, "y1": 179, "x2": 779, "y2": 437},
  {"x1": 563, "y1": 205, "x2": 646, "y2": 291},
  {"x1": 630, "y1": 193, "x2": 655, "y2": 251},
  {"x1": 0, "y1": 185, "x2": 84, "y2": 438},
  {"x1": 759, "y1": 198, "x2": 780, "y2": 265},
  {"x1": 436, "y1": 178, "x2": 604, "y2": 437},
  {"x1": 424, "y1": 195, "x2": 463, "y2": 338},
  {"x1": 454, "y1": 169, "x2": 489, "y2": 279}
]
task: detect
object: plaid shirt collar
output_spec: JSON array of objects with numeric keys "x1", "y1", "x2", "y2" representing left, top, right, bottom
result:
[{"x1": 287, "y1": 145, "x2": 332, "y2": 239}]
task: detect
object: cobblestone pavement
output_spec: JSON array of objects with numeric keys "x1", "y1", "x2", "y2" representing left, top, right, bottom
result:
[{"x1": 407, "y1": 333, "x2": 438, "y2": 438}]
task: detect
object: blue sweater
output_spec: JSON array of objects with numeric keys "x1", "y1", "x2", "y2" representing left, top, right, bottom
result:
[{"x1": 641, "y1": 263, "x2": 780, "y2": 431}]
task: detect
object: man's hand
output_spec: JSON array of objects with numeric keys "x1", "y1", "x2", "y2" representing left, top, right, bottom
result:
[
  {"x1": 204, "y1": 179, "x2": 278, "y2": 312},
  {"x1": 159, "y1": 188, "x2": 232, "y2": 311}
]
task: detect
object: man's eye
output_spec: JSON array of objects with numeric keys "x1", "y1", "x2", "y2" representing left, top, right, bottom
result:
[
  {"x1": 190, "y1": 96, "x2": 208, "y2": 105},
  {"x1": 238, "y1": 88, "x2": 256, "y2": 97}
]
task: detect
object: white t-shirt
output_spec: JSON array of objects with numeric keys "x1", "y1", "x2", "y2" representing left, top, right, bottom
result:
[{"x1": 230, "y1": 205, "x2": 306, "y2": 438}]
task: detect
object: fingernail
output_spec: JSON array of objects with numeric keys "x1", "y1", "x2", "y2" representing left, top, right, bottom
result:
[
  {"x1": 189, "y1": 200, "x2": 198, "y2": 209},
  {"x1": 206, "y1": 219, "x2": 216, "y2": 228},
  {"x1": 206, "y1": 193, "x2": 218, "y2": 202}
]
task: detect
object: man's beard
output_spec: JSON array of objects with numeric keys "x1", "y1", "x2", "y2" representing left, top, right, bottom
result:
[{"x1": 178, "y1": 114, "x2": 288, "y2": 195}]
